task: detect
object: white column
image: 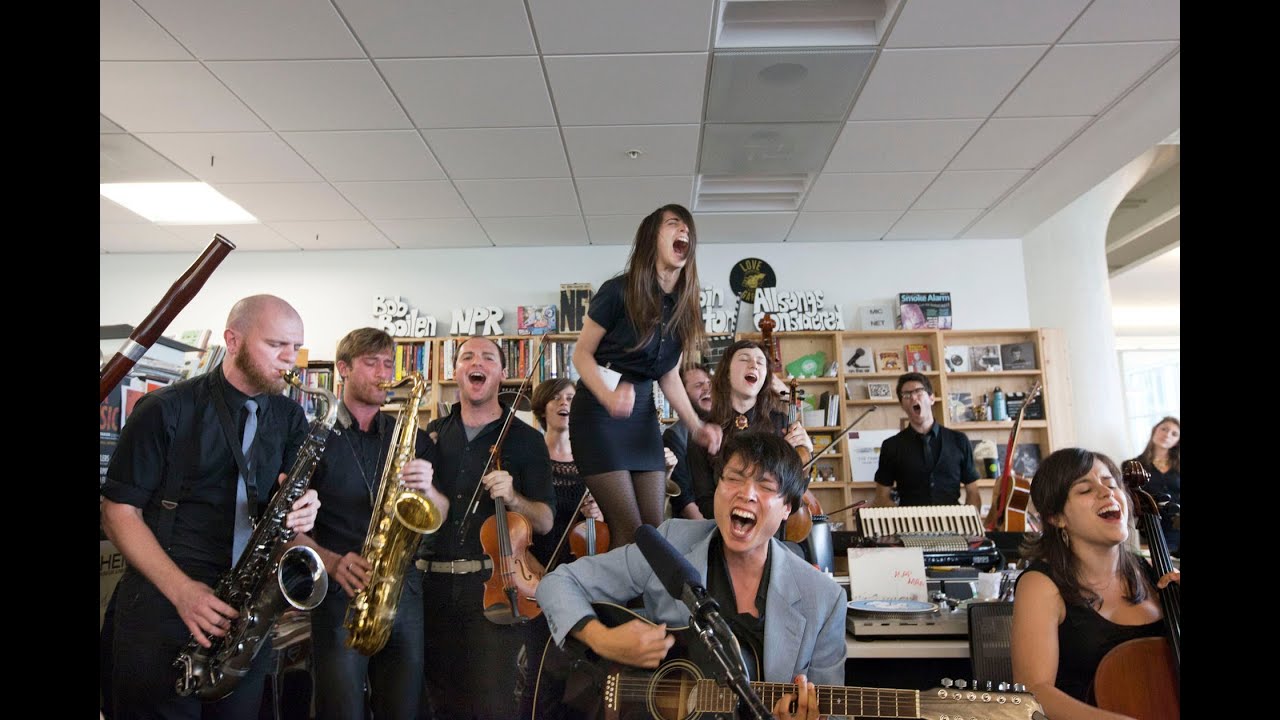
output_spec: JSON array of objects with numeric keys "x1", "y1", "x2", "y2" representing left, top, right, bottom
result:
[{"x1": 1022, "y1": 150, "x2": 1157, "y2": 460}]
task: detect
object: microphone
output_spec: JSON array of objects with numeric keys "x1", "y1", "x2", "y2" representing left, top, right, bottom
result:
[{"x1": 634, "y1": 525, "x2": 776, "y2": 720}]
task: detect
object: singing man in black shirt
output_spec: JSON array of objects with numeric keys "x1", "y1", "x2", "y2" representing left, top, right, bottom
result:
[{"x1": 873, "y1": 372, "x2": 981, "y2": 508}]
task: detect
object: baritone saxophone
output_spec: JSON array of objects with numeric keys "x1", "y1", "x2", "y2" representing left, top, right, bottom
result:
[{"x1": 344, "y1": 372, "x2": 441, "y2": 655}]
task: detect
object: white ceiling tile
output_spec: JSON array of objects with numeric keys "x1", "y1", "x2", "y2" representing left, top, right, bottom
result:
[
  {"x1": 479, "y1": 217, "x2": 590, "y2": 246},
  {"x1": 335, "y1": 0, "x2": 536, "y2": 57},
  {"x1": 824, "y1": 120, "x2": 983, "y2": 172},
  {"x1": 563, "y1": 125, "x2": 700, "y2": 177},
  {"x1": 787, "y1": 212, "x2": 904, "y2": 242},
  {"x1": 378, "y1": 58, "x2": 555, "y2": 129},
  {"x1": 693, "y1": 213, "x2": 796, "y2": 244},
  {"x1": 997, "y1": 42, "x2": 1179, "y2": 118},
  {"x1": 706, "y1": 49, "x2": 874, "y2": 124},
  {"x1": 134, "y1": 0, "x2": 360, "y2": 60},
  {"x1": 100, "y1": 223, "x2": 197, "y2": 253},
  {"x1": 546, "y1": 54, "x2": 708, "y2": 125},
  {"x1": 454, "y1": 179, "x2": 581, "y2": 217},
  {"x1": 135, "y1": 133, "x2": 320, "y2": 183},
  {"x1": 100, "y1": 0, "x2": 192, "y2": 60},
  {"x1": 165, "y1": 224, "x2": 298, "y2": 251},
  {"x1": 422, "y1": 128, "x2": 570, "y2": 179},
  {"x1": 100, "y1": 133, "x2": 192, "y2": 182},
  {"x1": 886, "y1": 0, "x2": 1090, "y2": 47},
  {"x1": 576, "y1": 176, "x2": 695, "y2": 215},
  {"x1": 208, "y1": 60, "x2": 410, "y2": 131},
  {"x1": 374, "y1": 218, "x2": 494, "y2": 248},
  {"x1": 100, "y1": 62, "x2": 267, "y2": 132},
  {"x1": 215, "y1": 183, "x2": 362, "y2": 221},
  {"x1": 911, "y1": 170, "x2": 1027, "y2": 210},
  {"x1": 804, "y1": 173, "x2": 937, "y2": 212},
  {"x1": 280, "y1": 131, "x2": 444, "y2": 181},
  {"x1": 884, "y1": 209, "x2": 983, "y2": 240},
  {"x1": 850, "y1": 46, "x2": 1046, "y2": 120},
  {"x1": 950, "y1": 117, "x2": 1091, "y2": 170},
  {"x1": 100, "y1": 197, "x2": 148, "y2": 223},
  {"x1": 1061, "y1": 0, "x2": 1180, "y2": 42},
  {"x1": 700, "y1": 123, "x2": 843, "y2": 176},
  {"x1": 269, "y1": 220, "x2": 395, "y2": 250},
  {"x1": 585, "y1": 215, "x2": 645, "y2": 245},
  {"x1": 529, "y1": 0, "x2": 714, "y2": 54},
  {"x1": 334, "y1": 181, "x2": 472, "y2": 219},
  {"x1": 101, "y1": 115, "x2": 126, "y2": 133}
]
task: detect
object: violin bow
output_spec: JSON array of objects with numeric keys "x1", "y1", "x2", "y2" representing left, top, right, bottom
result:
[
  {"x1": 801, "y1": 406, "x2": 877, "y2": 474},
  {"x1": 453, "y1": 339, "x2": 548, "y2": 546}
]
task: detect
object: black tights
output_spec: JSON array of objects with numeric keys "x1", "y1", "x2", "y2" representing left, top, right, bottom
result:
[{"x1": 583, "y1": 470, "x2": 666, "y2": 549}]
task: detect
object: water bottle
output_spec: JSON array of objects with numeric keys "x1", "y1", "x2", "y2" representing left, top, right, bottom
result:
[{"x1": 992, "y1": 386, "x2": 1009, "y2": 421}]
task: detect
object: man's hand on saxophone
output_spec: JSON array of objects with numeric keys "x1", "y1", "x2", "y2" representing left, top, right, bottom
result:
[
  {"x1": 401, "y1": 458, "x2": 449, "y2": 519},
  {"x1": 281, "y1": 472, "x2": 322, "y2": 533},
  {"x1": 174, "y1": 579, "x2": 239, "y2": 649}
]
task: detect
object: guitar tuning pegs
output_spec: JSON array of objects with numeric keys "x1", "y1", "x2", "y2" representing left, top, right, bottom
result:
[
  {"x1": 955, "y1": 679, "x2": 967, "y2": 689},
  {"x1": 997, "y1": 682, "x2": 1010, "y2": 692},
  {"x1": 983, "y1": 680, "x2": 993, "y2": 691},
  {"x1": 941, "y1": 678, "x2": 954, "y2": 688},
  {"x1": 1013, "y1": 683, "x2": 1027, "y2": 693}
]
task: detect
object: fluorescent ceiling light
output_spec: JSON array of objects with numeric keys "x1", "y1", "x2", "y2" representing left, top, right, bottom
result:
[
  {"x1": 100, "y1": 182, "x2": 257, "y2": 225},
  {"x1": 1112, "y1": 305, "x2": 1179, "y2": 328}
]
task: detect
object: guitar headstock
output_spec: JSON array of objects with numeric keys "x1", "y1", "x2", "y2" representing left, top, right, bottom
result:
[{"x1": 921, "y1": 680, "x2": 1045, "y2": 719}]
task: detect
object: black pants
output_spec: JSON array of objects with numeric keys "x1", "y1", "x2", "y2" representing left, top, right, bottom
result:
[{"x1": 422, "y1": 571, "x2": 532, "y2": 720}]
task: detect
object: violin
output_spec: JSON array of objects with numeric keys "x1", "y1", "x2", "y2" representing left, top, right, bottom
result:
[
  {"x1": 544, "y1": 491, "x2": 612, "y2": 575},
  {"x1": 760, "y1": 313, "x2": 823, "y2": 543},
  {"x1": 1091, "y1": 459, "x2": 1180, "y2": 719}
]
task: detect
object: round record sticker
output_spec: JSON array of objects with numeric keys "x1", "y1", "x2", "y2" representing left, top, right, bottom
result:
[{"x1": 729, "y1": 258, "x2": 777, "y2": 304}]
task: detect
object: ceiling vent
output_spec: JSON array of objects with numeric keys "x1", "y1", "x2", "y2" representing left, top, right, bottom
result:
[
  {"x1": 694, "y1": 174, "x2": 813, "y2": 212},
  {"x1": 715, "y1": 0, "x2": 891, "y2": 49}
]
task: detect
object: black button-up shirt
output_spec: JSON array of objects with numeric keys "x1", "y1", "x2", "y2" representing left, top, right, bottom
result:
[
  {"x1": 588, "y1": 275, "x2": 683, "y2": 383},
  {"x1": 705, "y1": 533, "x2": 770, "y2": 679},
  {"x1": 101, "y1": 366, "x2": 308, "y2": 584},
  {"x1": 874, "y1": 422, "x2": 979, "y2": 506},
  {"x1": 418, "y1": 403, "x2": 554, "y2": 560}
]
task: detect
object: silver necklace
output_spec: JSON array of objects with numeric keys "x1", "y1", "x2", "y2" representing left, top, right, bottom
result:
[{"x1": 342, "y1": 418, "x2": 386, "y2": 507}]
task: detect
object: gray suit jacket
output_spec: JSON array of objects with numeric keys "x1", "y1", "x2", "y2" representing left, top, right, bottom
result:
[{"x1": 536, "y1": 518, "x2": 848, "y2": 687}]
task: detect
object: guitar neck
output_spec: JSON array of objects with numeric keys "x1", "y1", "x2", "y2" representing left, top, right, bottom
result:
[{"x1": 695, "y1": 680, "x2": 920, "y2": 716}]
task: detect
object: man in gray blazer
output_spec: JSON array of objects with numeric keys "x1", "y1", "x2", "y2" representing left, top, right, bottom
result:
[{"x1": 537, "y1": 431, "x2": 846, "y2": 720}]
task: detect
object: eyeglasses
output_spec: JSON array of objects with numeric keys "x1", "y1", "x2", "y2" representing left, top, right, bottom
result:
[{"x1": 899, "y1": 387, "x2": 930, "y2": 400}]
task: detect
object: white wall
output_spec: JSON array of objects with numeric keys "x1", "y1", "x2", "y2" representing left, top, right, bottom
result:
[{"x1": 100, "y1": 238, "x2": 1030, "y2": 360}]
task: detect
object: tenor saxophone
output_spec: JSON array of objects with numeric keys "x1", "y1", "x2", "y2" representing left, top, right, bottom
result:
[
  {"x1": 173, "y1": 370, "x2": 337, "y2": 700},
  {"x1": 344, "y1": 372, "x2": 442, "y2": 655}
]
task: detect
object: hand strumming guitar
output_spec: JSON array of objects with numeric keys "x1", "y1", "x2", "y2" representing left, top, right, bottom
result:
[{"x1": 572, "y1": 616, "x2": 675, "y2": 669}]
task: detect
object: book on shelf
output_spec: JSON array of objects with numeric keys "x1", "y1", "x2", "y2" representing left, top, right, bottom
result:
[
  {"x1": 559, "y1": 283, "x2": 594, "y2": 333},
  {"x1": 999, "y1": 341, "x2": 1037, "y2": 370},
  {"x1": 541, "y1": 338, "x2": 580, "y2": 382},
  {"x1": 896, "y1": 292, "x2": 952, "y2": 330},
  {"x1": 171, "y1": 328, "x2": 212, "y2": 351},
  {"x1": 904, "y1": 343, "x2": 933, "y2": 372},
  {"x1": 844, "y1": 345, "x2": 876, "y2": 373},
  {"x1": 947, "y1": 392, "x2": 975, "y2": 422},
  {"x1": 875, "y1": 349, "x2": 903, "y2": 373},
  {"x1": 393, "y1": 341, "x2": 431, "y2": 381},
  {"x1": 101, "y1": 324, "x2": 198, "y2": 369},
  {"x1": 516, "y1": 304, "x2": 558, "y2": 336},
  {"x1": 969, "y1": 344, "x2": 1003, "y2": 372},
  {"x1": 942, "y1": 345, "x2": 971, "y2": 373}
]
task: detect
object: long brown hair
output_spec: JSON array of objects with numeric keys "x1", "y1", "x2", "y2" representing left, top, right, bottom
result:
[
  {"x1": 1020, "y1": 448, "x2": 1149, "y2": 609},
  {"x1": 709, "y1": 340, "x2": 786, "y2": 429},
  {"x1": 622, "y1": 204, "x2": 704, "y2": 360},
  {"x1": 1138, "y1": 416, "x2": 1180, "y2": 473}
]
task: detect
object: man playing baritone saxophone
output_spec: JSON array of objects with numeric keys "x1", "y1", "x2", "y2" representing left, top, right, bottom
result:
[
  {"x1": 416, "y1": 335, "x2": 556, "y2": 720},
  {"x1": 100, "y1": 295, "x2": 322, "y2": 720},
  {"x1": 289, "y1": 328, "x2": 446, "y2": 720}
]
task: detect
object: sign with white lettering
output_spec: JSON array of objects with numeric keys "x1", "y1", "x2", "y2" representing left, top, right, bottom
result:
[
  {"x1": 752, "y1": 288, "x2": 845, "y2": 331},
  {"x1": 449, "y1": 306, "x2": 504, "y2": 336},
  {"x1": 374, "y1": 296, "x2": 437, "y2": 337}
]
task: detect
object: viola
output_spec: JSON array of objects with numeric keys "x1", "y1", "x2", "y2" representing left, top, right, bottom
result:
[
  {"x1": 1091, "y1": 460, "x2": 1180, "y2": 719},
  {"x1": 568, "y1": 515, "x2": 611, "y2": 560}
]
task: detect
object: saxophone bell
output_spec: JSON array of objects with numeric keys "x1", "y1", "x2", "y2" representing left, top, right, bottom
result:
[{"x1": 278, "y1": 545, "x2": 328, "y2": 611}]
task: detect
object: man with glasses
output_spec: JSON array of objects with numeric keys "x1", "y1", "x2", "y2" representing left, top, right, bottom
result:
[{"x1": 872, "y1": 373, "x2": 981, "y2": 508}]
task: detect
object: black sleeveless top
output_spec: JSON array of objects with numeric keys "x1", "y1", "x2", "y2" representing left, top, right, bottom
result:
[{"x1": 1017, "y1": 559, "x2": 1164, "y2": 702}]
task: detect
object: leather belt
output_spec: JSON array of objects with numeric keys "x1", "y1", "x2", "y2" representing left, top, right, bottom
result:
[{"x1": 415, "y1": 558, "x2": 493, "y2": 575}]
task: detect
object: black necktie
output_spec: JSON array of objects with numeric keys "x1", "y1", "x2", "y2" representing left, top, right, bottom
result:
[{"x1": 922, "y1": 431, "x2": 934, "y2": 469}]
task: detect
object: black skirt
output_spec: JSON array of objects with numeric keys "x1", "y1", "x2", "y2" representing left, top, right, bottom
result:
[{"x1": 568, "y1": 377, "x2": 665, "y2": 475}]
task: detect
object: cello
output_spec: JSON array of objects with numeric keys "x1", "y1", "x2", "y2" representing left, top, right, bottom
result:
[
  {"x1": 983, "y1": 381, "x2": 1041, "y2": 532},
  {"x1": 461, "y1": 343, "x2": 547, "y2": 625},
  {"x1": 757, "y1": 313, "x2": 824, "y2": 543},
  {"x1": 1091, "y1": 460, "x2": 1180, "y2": 719}
]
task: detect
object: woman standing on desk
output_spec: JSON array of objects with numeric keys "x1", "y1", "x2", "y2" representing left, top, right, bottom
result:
[
  {"x1": 570, "y1": 204, "x2": 722, "y2": 549},
  {"x1": 1010, "y1": 447, "x2": 1180, "y2": 719}
]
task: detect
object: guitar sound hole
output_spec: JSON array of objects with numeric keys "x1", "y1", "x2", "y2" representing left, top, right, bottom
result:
[{"x1": 644, "y1": 660, "x2": 703, "y2": 720}]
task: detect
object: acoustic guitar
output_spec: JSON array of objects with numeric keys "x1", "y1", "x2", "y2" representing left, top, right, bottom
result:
[
  {"x1": 533, "y1": 602, "x2": 1046, "y2": 720},
  {"x1": 983, "y1": 382, "x2": 1042, "y2": 533}
]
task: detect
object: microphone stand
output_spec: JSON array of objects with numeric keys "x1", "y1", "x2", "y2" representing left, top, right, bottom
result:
[{"x1": 682, "y1": 585, "x2": 776, "y2": 720}]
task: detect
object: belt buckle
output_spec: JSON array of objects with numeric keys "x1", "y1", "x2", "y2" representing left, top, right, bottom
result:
[{"x1": 451, "y1": 560, "x2": 462, "y2": 574}]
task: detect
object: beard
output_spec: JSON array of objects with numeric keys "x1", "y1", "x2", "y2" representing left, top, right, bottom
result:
[{"x1": 235, "y1": 350, "x2": 287, "y2": 395}]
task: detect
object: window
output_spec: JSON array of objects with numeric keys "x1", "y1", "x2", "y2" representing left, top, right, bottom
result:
[{"x1": 1119, "y1": 349, "x2": 1180, "y2": 454}]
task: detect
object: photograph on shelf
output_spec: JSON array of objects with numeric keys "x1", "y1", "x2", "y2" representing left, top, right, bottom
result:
[
  {"x1": 515, "y1": 304, "x2": 558, "y2": 336},
  {"x1": 969, "y1": 344, "x2": 1003, "y2": 372},
  {"x1": 997, "y1": 443, "x2": 1043, "y2": 477},
  {"x1": 845, "y1": 345, "x2": 876, "y2": 373},
  {"x1": 811, "y1": 433, "x2": 834, "y2": 453},
  {"x1": 1006, "y1": 391, "x2": 1046, "y2": 420},
  {"x1": 847, "y1": 429, "x2": 898, "y2": 482},
  {"x1": 1000, "y1": 341, "x2": 1037, "y2": 370},
  {"x1": 948, "y1": 391, "x2": 975, "y2": 422},
  {"x1": 866, "y1": 381, "x2": 894, "y2": 400},
  {"x1": 875, "y1": 349, "x2": 903, "y2": 373},
  {"x1": 784, "y1": 351, "x2": 827, "y2": 379},
  {"x1": 904, "y1": 343, "x2": 932, "y2": 372},
  {"x1": 943, "y1": 345, "x2": 971, "y2": 373},
  {"x1": 969, "y1": 438, "x2": 1000, "y2": 478}
]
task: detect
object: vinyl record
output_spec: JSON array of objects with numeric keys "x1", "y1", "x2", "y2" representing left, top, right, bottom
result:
[
  {"x1": 847, "y1": 599, "x2": 939, "y2": 618},
  {"x1": 729, "y1": 258, "x2": 777, "y2": 304}
]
